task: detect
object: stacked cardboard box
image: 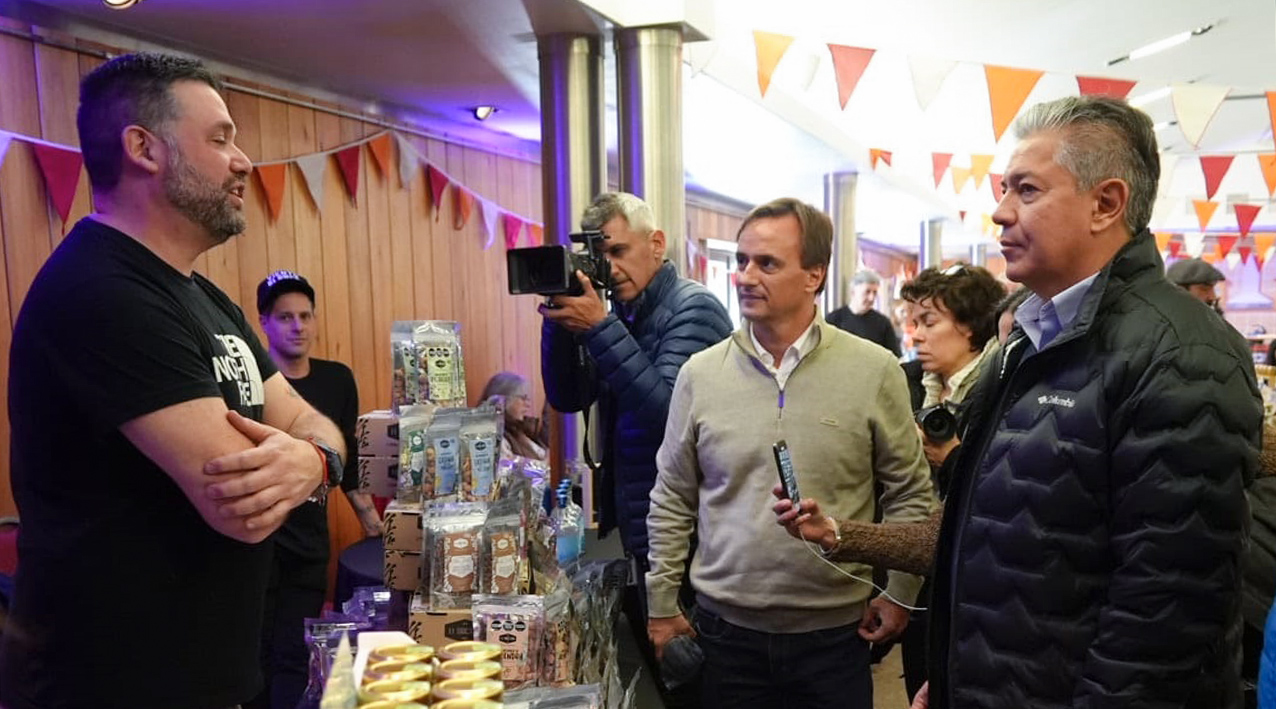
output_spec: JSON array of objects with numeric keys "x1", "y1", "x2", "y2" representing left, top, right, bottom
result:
[
  {"x1": 382, "y1": 499, "x2": 423, "y2": 592},
  {"x1": 355, "y1": 410, "x2": 399, "y2": 497}
]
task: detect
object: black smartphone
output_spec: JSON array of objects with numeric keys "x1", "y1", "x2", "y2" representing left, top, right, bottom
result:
[{"x1": 773, "y1": 440, "x2": 800, "y2": 506}]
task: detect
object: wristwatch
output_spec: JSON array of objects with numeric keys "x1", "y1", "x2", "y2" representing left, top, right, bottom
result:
[{"x1": 306, "y1": 439, "x2": 344, "y2": 505}]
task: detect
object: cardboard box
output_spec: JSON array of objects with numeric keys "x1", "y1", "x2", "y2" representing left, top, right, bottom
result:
[
  {"x1": 383, "y1": 549, "x2": 422, "y2": 592},
  {"x1": 383, "y1": 500, "x2": 423, "y2": 553},
  {"x1": 358, "y1": 456, "x2": 398, "y2": 498},
  {"x1": 356, "y1": 410, "x2": 400, "y2": 457},
  {"x1": 408, "y1": 592, "x2": 473, "y2": 648}
]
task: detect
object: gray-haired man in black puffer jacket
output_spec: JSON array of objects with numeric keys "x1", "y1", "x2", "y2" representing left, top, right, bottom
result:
[{"x1": 917, "y1": 96, "x2": 1263, "y2": 709}]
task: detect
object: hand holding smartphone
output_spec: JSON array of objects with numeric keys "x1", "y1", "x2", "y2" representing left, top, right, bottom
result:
[{"x1": 773, "y1": 440, "x2": 800, "y2": 507}]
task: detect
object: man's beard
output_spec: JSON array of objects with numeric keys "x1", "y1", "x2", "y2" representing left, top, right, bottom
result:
[{"x1": 164, "y1": 147, "x2": 246, "y2": 244}]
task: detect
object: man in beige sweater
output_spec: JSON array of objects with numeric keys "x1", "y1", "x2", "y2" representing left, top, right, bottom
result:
[{"x1": 646, "y1": 197, "x2": 935, "y2": 708}]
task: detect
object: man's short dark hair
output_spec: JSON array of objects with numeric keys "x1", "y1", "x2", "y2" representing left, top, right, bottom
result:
[
  {"x1": 737, "y1": 198, "x2": 833, "y2": 294},
  {"x1": 78, "y1": 52, "x2": 223, "y2": 193},
  {"x1": 900, "y1": 264, "x2": 1006, "y2": 351}
]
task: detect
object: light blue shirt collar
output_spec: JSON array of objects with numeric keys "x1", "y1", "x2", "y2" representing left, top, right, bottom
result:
[{"x1": 1014, "y1": 272, "x2": 1099, "y2": 350}]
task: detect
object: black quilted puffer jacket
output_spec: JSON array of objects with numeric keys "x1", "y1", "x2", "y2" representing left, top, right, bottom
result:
[{"x1": 928, "y1": 230, "x2": 1263, "y2": 709}]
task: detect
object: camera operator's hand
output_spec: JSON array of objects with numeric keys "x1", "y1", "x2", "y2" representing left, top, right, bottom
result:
[
  {"x1": 538, "y1": 270, "x2": 608, "y2": 333},
  {"x1": 920, "y1": 426, "x2": 960, "y2": 469}
]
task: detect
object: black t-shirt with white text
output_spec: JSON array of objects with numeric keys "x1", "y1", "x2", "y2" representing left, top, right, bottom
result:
[{"x1": 0, "y1": 218, "x2": 279, "y2": 709}]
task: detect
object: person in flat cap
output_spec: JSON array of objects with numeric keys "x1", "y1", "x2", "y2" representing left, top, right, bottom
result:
[{"x1": 1166, "y1": 257, "x2": 1225, "y2": 311}]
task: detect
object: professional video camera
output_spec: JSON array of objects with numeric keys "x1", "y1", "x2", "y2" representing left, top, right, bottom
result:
[
  {"x1": 506, "y1": 230, "x2": 611, "y2": 297},
  {"x1": 915, "y1": 401, "x2": 960, "y2": 443}
]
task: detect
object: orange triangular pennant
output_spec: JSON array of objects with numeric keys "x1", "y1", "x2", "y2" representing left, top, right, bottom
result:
[
  {"x1": 870, "y1": 149, "x2": 892, "y2": 169},
  {"x1": 1217, "y1": 235, "x2": 1238, "y2": 258},
  {"x1": 984, "y1": 64, "x2": 1044, "y2": 141},
  {"x1": 367, "y1": 134, "x2": 392, "y2": 177},
  {"x1": 334, "y1": 145, "x2": 360, "y2": 202},
  {"x1": 970, "y1": 154, "x2": 994, "y2": 188},
  {"x1": 1199, "y1": 155, "x2": 1234, "y2": 200},
  {"x1": 31, "y1": 142, "x2": 84, "y2": 229},
  {"x1": 1203, "y1": 249, "x2": 1219, "y2": 264},
  {"x1": 1256, "y1": 234, "x2": 1276, "y2": 267},
  {"x1": 452, "y1": 186, "x2": 475, "y2": 231},
  {"x1": 932, "y1": 153, "x2": 952, "y2": 187},
  {"x1": 753, "y1": 31, "x2": 795, "y2": 97},
  {"x1": 827, "y1": 44, "x2": 875, "y2": 110},
  {"x1": 951, "y1": 165, "x2": 971, "y2": 193},
  {"x1": 528, "y1": 224, "x2": 544, "y2": 246},
  {"x1": 1267, "y1": 92, "x2": 1276, "y2": 150},
  {"x1": 1076, "y1": 76, "x2": 1138, "y2": 99},
  {"x1": 255, "y1": 164, "x2": 287, "y2": 222},
  {"x1": 1258, "y1": 154, "x2": 1276, "y2": 197},
  {"x1": 1193, "y1": 200, "x2": 1219, "y2": 231},
  {"x1": 1235, "y1": 204, "x2": 1261, "y2": 238},
  {"x1": 1154, "y1": 232, "x2": 1174, "y2": 253}
]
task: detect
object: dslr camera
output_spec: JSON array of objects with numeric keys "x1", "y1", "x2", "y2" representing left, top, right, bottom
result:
[
  {"x1": 507, "y1": 230, "x2": 611, "y2": 297},
  {"x1": 915, "y1": 401, "x2": 960, "y2": 443}
]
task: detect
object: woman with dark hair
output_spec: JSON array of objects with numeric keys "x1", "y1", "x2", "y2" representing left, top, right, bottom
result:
[
  {"x1": 479, "y1": 372, "x2": 547, "y2": 461},
  {"x1": 901, "y1": 264, "x2": 1005, "y2": 468}
]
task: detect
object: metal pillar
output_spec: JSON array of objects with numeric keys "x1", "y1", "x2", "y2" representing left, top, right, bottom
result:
[
  {"x1": 919, "y1": 218, "x2": 943, "y2": 270},
  {"x1": 969, "y1": 242, "x2": 988, "y2": 267},
  {"x1": 537, "y1": 32, "x2": 605, "y2": 477},
  {"x1": 823, "y1": 172, "x2": 858, "y2": 313},
  {"x1": 616, "y1": 26, "x2": 686, "y2": 273}
]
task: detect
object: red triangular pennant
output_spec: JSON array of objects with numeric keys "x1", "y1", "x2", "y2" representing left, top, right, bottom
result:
[
  {"x1": 1076, "y1": 76, "x2": 1137, "y2": 99},
  {"x1": 502, "y1": 213, "x2": 525, "y2": 249},
  {"x1": 1199, "y1": 155, "x2": 1234, "y2": 200},
  {"x1": 452, "y1": 186, "x2": 474, "y2": 230},
  {"x1": 1235, "y1": 203, "x2": 1261, "y2": 238},
  {"x1": 31, "y1": 143, "x2": 84, "y2": 228},
  {"x1": 932, "y1": 152, "x2": 952, "y2": 187},
  {"x1": 255, "y1": 164, "x2": 287, "y2": 222},
  {"x1": 870, "y1": 149, "x2": 892, "y2": 169},
  {"x1": 1217, "y1": 234, "x2": 1238, "y2": 258},
  {"x1": 1240, "y1": 246, "x2": 1252, "y2": 264},
  {"x1": 334, "y1": 145, "x2": 360, "y2": 202},
  {"x1": 1168, "y1": 241, "x2": 1183, "y2": 258},
  {"x1": 426, "y1": 165, "x2": 449, "y2": 221},
  {"x1": 827, "y1": 44, "x2": 875, "y2": 110},
  {"x1": 989, "y1": 173, "x2": 1005, "y2": 200},
  {"x1": 959, "y1": 210, "x2": 967, "y2": 222},
  {"x1": 367, "y1": 134, "x2": 392, "y2": 177}
]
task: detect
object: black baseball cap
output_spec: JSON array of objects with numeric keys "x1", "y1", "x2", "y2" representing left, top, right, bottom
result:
[{"x1": 257, "y1": 270, "x2": 315, "y2": 315}]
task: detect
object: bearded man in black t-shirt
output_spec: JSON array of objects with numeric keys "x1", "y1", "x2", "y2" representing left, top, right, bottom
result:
[
  {"x1": 247, "y1": 270, "x2": 380, "y2": 709},
  {"x1": 0, "y1": 53, "x2": 347, "y2": 709}
]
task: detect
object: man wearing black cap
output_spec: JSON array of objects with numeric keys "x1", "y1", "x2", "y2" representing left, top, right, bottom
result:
[
  {"x1": 249, "y1": 269, "x2": 380, "y2": 709},
  {"x1": 1166, "y1": 257, "x2": 1226, "y2": 312}
]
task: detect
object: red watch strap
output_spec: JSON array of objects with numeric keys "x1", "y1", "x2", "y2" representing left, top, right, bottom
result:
[{"x1": 310, "y1": 441, "x2": 328, "y2": 484}]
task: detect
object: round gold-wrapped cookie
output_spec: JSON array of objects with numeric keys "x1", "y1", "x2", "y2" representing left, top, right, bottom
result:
[
  {"x1": 432, "y1": 677, "x2": 504, "y2": 701},
  {"x1": 368, "y1": 643, "x2": 435, "y2": 665},
  {"x1": 437, "y1": 659, "x2": 502, "y2": 682},
  {"x1": 357, "y1": 679, "x2": 432, "y2": 705},
  {"x1": 361, "y1": 661, "x2": 433, "y2": 685},
  {"x1": 438, "y1": 641, "x2": 501, "y2": 663}
]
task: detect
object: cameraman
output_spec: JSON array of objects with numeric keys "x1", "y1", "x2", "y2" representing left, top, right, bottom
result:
[{"x1": 540, "y1": 192, "x2": 732, "y2": 702}]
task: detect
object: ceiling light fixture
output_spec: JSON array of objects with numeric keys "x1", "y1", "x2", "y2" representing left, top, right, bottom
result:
[
  {"x1": 1108, "y1": 23, "x2": 1215, "y2": 65},
  {"x1": 1129, "y1": 86, "x2": 1173, "y2": 108},
  {"x1": 103, "y1": 0, "x2": 143, "y2": 9},
  {"x1": 471, "y1": 106, "x2": 497, "y2": 121},
  {"x1": 1152, "y1": 120, "x2": 1178, "y2": 131}
]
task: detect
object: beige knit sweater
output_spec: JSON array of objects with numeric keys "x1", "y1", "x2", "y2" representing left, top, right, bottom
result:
[{"x1": 646, "y1": 316, "x2": 936, "y2": 634}]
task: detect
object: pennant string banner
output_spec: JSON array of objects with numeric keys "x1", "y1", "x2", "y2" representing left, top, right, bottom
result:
[
  {"x1": 970, "y1": 154, "x2": 994, "y2": 188},
  {"x1": 453, "y1": 186, "x2": 475, "y2": 231},
  {"x1": 334, "y1": 145, "x2": 361, "y2": 202},
  {"x1": 1235, "y1": 204, "x2": 1261, "y2": 238},
  {"x1": 1193, "y1": 200, "x2": 1219, "y2": 232},
  {"x1": 1258, "y1": 154, "x2": 1276, "y2": 197},
  {"x1": 1076, "y1": 76, "x2": 1137, "y2": 99},
  {"x1": 1199, "y1": 156, "x2": 1234, "y2": 201},
  {"x1": 367, "y1": 133, "x2": 392, "y2": 177},
  {"x1": 255, "y1": 164, "x2": 288, "y2": 222},
  {"x1": 1172, "y1": 84, "x2": 1230, "y2": 149},
  {"x1": 985, "y1": 65, "x2": 1044, "y2": 141},
  {"x1": 31, "y1": 143, "x2": 83, "y2": 229},
  {"x1": 478, "y1": 198, "x2": 501, "y2": 250},
  {"x1": 294, "y1": 153, "x2": 327, "y2": 211},
  {"x1": 426, "y1": 165, "x2": 450, "y2": 220},
  {"x1": 827, "y1": 44, "x2": 876, "y2": 110},
  {"x1": 753, "y1": 31, "x2": 795, "y2": 97},
  {"x1": 502, "y1": 213, "x2": 525, "y2": 250},
  {"x1": 932, "y1": 152, "x2": 952, "y2": 187},
  {"x1": 1217, "y1": 234, "x2": 1238, "y2": 258}
]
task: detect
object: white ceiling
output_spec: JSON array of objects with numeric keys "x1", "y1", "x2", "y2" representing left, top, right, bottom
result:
[{"x1": 14, "y1": 0, "x2": 1276, "y2": 253}]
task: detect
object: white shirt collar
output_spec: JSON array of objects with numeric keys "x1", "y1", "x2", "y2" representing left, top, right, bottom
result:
[{"x1": 749, "y1": 317, "x2": 819, "y2": 389}]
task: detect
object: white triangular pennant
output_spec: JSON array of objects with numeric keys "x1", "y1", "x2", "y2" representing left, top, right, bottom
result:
[
  {"x1": 908, "y1": 55, "x2": 957, "y2": 111},
  {"x1": 478, "y1": 198, "x2": 500, "y2": 250},
  {"x1": 394, "y1": 133, "x2": 421, "y2": 189},
  {"x1": 294, "y1": 153, "x2": 328, "y2": 211},
  {"x1": 1157, "y1": 153, "x2": 1179, "y2": 199},
  {"x1": 1183, "y1": 232, "x2": 1207, "y2": 258},
  {"x1": 1171, "y1": 83, "x2": 1230, "y2": 149},
  {"x1": 1226, "y1": 251, "x2": 1242, "y2": 269},
  {"x1": 0, "y1": 131, "x2": 12, "y2": 167}
]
